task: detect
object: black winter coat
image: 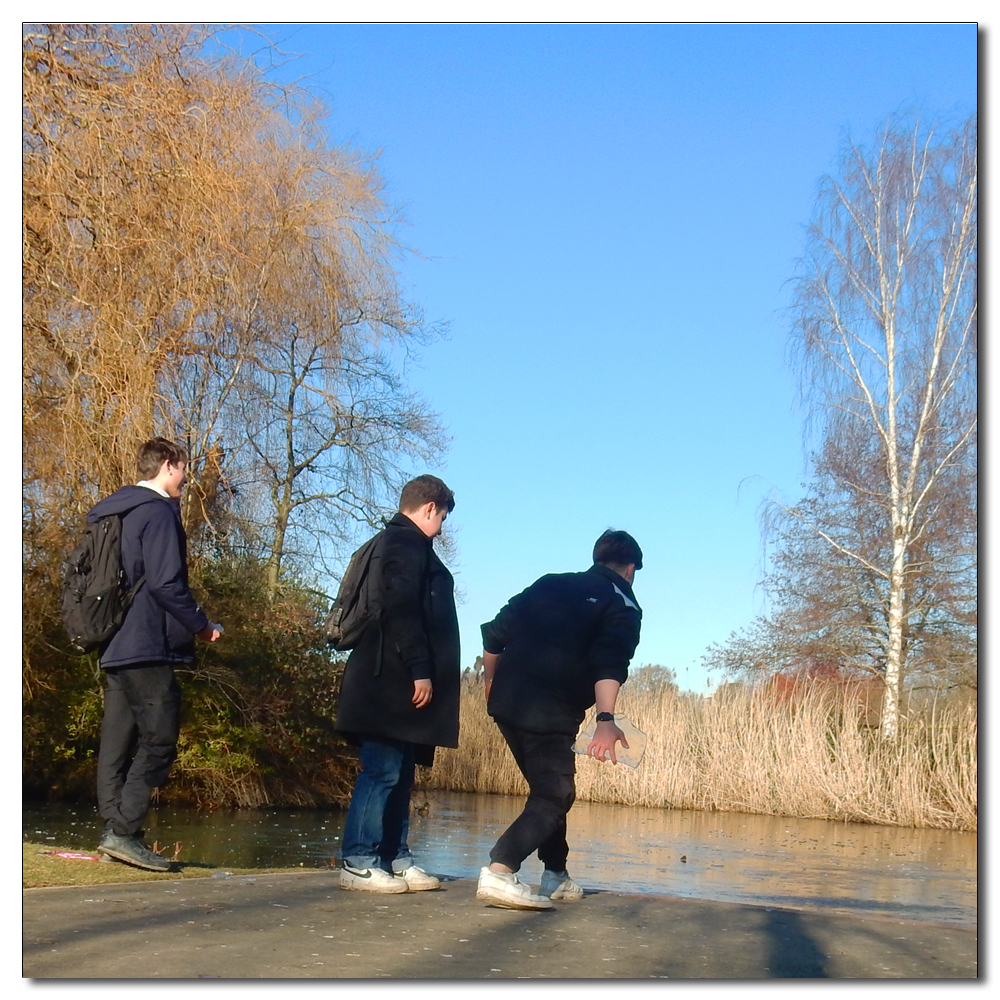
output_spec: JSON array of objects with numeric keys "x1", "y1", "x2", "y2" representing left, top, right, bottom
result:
[
  {"x1": 88, "y1": 486, "x2": 210, "y2": 669},
  {"x1": 335, "y1": 513, "x2": 460, "y2": 763},
  {"x1": 481, "y1": 564, "x2": 642, "y2": 735}
]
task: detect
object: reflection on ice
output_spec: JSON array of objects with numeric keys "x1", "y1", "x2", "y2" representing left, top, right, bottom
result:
[{"x1": 410, "y1": 792, "x2": 976, "y2": 927}]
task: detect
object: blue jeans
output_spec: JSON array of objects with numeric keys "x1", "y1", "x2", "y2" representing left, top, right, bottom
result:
[{"x1": 341, "y1": 737, "x2": 416, "y2": 871}]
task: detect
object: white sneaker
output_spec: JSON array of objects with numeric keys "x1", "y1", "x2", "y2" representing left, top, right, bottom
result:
[
  {"x1": 394, "y1": 864, "x2": 440, "y2": 891},
  {"x1": 340, "y1": 865, "x2": 409, "y2": 893},
  {"x1": 476, "y1": 866, "x2": 552, "y2": 910},
  {"x1": 539, "y1": 869, "x2": 584, "y2": 900}
]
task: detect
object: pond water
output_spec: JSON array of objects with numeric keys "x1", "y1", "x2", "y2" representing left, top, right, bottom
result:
[{"x1": 23, "y1": 790, "x2": 976, "y2": 927}]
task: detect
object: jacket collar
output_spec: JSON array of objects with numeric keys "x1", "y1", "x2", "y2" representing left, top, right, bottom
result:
[
  {"x1": 387, "y1": 511, "x2": 430, "y2": 538},
  {"x1": 588, "y1": 563, "x2": 639, "y2": 604}
]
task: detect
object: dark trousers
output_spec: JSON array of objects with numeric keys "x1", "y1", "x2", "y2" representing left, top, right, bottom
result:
[
  {"x1": 490, "y1": 722, "x2": 577, "y2": 873},
  {"x1": 97, "y1": 663, "x2": 181, "y2": 837}
]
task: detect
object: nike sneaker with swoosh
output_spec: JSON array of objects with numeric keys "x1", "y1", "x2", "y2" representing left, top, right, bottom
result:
[{"x1": 340, "y1": 865, "x2": 409, "y2": 892}]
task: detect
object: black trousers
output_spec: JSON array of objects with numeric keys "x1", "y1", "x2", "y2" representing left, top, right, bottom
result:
[
  {"x1": 489, "y1": 722, "x2": 577, "y2": 873},
  {"x1": 97, "y1": 663, "x2": 181, "y2": 837}
]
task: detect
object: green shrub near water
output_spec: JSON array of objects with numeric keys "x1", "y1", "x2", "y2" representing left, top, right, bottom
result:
[{"x1": 23, "y1": 558, "x2": 360, "y2": 810}]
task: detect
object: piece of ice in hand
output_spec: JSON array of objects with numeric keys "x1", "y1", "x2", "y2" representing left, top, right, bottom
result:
[{"x1": 573, "y1": 714, "x2": 647, "y2": 768}]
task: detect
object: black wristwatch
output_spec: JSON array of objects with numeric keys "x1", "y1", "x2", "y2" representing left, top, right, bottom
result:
[{"x1": 596, "y1": 712, "x2": 615, "y2": 722}]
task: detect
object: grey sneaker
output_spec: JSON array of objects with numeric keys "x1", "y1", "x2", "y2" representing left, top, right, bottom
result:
[
  {"x1": 340, "y1": 865, "x2": 409, "y2": 893},
  {"x1": 476, "y1": 867, "x2": 552, "y2": 910},
  {"x1": 539, "y1": 869, "x2": 584, "y2": 900},
  {"x1": 97, "y1": 831, "x2": 170, "y2": 871},
  {"x1": 394, "y1": 864, "x2": 440, "y2": 891}
]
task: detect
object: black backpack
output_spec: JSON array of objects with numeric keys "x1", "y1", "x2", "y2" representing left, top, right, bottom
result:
[
  {"x1": 61, "y1": 514, "x2": 145, "y2": 653},
  {"x1": 324, "y1": 531, "x2": 387, "y2": 651}
]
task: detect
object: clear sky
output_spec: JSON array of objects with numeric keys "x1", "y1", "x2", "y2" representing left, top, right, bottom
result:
[{"x1": 226, "y1": 21, "x2": 977, "y2": 694}]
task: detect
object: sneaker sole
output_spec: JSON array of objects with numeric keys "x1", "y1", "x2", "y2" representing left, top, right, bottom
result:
[
  {"x1": 400, "y1": 880, "x2": 440, "y2": 891},
  {"x1": 339, "y1": 879, "x2": 409, "y2": 893},
  {"x1": 476, "y1": 886, "x2": 552, "y2": 910},
  {"x1": 96, "y1": 846, "x2": 170, "y2": 872}
]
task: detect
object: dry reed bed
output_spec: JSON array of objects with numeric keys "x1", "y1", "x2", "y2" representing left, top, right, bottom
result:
[{"x1": 422, "y1": 679, "x2": 977, "y2": 831}]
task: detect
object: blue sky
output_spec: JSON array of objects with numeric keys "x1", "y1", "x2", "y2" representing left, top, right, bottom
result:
[{"x1": 235, "y1": 23, "x2": 977, "y2": 693}]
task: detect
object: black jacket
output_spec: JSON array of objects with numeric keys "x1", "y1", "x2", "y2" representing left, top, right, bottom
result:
[
  {"x1": 335, "y1": 513, "x2": 461, "y2": 762},
  {"x1": 88, "y1": 485, "x2": 210, "y2": 669},
  {"x1": 481, "y1": 564, "x2": 642, "y2": 735}
]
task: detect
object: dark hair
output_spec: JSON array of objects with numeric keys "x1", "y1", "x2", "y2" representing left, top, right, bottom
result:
[
  {"x1": 593, "y1": 529, "x2": 643, "y2": 571},
  {"x1": 399, "y1": 474, "x2": 455, "y2": 514},
  {"x1": 137, "y1": 437, "x2": 188, "y2": 480}
]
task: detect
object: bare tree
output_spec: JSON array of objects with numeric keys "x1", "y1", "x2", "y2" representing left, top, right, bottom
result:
[
  {"x1": 775, "y1": 112, "x2": 977, "y2": 737},
  {"x1": 231, "y1": 330, "x2": 442, "y2": 595},
  {"x1": 23, "y1": 23, "x2": 447, "y2": 676},
  {"x1": 23, "y1": 24, "x2": 267, "y2": 538},
  {"x1": 155, "y1": 94, "x2": 446, "y2": 591},
  {"x1": 707, "y1": 438, "x2": 976, "y2": 699}
]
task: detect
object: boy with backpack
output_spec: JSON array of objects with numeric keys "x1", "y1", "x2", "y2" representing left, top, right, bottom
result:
[
  {"x1": 84, "y1": 438, "x2": 221, "y2": 870},
  {"x1": 333, "y1": 475, "x2": 460, "y2": 893}
]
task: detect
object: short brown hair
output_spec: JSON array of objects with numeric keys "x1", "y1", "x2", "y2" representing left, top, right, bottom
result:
[
  {"x1": 593, "y1": 529, "x2": 643, "y2": 571},
  {"x1": 137, "y1": 437, "x2": 188, "y2": 480},
  {"x1": 399, "y1": 474, "x2": 455, "y2": 514}
]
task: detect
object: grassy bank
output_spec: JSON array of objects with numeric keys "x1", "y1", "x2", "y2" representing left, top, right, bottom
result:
[
  {"x1": 421, "y1": 675, "x2": 977, "y2": 832},
  {"x1": 22, "y1": 842, "x2": 321, "y2": 889}
]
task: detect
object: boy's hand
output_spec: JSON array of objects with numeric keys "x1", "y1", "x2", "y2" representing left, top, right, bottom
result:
[
  {"x1": 587, "y1": 721, "x2": 628, "y2": 764},
  {"x1": 413, "y1": 679, "x2": 433, "y2": 708}
]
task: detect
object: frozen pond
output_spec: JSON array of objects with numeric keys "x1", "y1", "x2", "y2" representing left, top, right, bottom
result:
[{"x1": 24, "y1": 790, "x2": 976, "y2": 927}]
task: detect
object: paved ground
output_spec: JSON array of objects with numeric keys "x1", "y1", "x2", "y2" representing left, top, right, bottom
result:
[{"x1": 23, "y1": 871, "x2": 977, "y2": 979}]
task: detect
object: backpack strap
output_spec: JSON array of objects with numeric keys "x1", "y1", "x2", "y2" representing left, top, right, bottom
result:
[
  {"x1": 117, "y1": 494, "x2": 173, "y2": 594},
  {"x1": 371, "y1": 530, "x2": 388, "y2": 676}
]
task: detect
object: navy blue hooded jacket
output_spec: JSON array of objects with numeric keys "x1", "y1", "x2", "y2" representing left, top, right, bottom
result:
[{"x1": 87, "y1": 485, "x2": 210, "y2": 668}]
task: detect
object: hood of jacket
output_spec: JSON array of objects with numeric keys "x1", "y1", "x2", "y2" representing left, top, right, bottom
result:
[{"x1": 87, "y1": 484, "x2": 177, "y2": 522}]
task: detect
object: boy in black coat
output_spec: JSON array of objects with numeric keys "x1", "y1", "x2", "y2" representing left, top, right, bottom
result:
[
  {"x1": 90, "y1": 438, "x2": 221, "y2": 871},
  {"x1": 335, "y1": 475, "x2": 460, "y2": 894},
  {"x1": 476, "y1": 529, "x2": 643, "y2": 910}
]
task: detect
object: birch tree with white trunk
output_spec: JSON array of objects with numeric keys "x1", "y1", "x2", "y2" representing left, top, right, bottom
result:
[{"x1": 783, "y1": 113, "x2": 977, "y2": 738}]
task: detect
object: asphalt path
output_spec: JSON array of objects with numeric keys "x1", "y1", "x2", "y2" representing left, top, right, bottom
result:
[{"x1": 23, "y1": 871, "x2": 977, "y2": 980}]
